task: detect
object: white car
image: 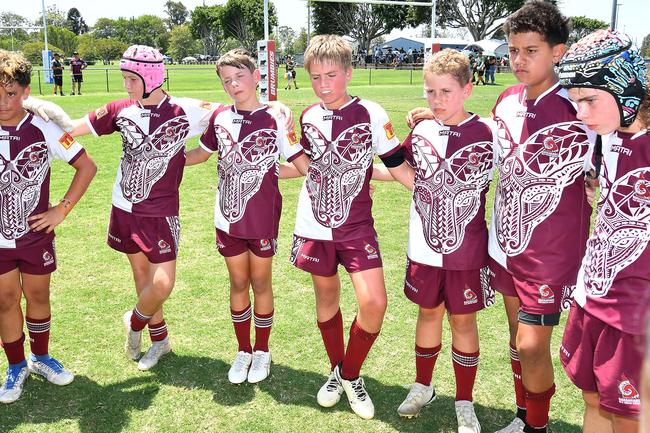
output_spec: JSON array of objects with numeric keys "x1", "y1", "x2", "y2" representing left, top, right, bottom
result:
[{"x1": 181, "y1": 56, "x2": 198, "y2": 64}]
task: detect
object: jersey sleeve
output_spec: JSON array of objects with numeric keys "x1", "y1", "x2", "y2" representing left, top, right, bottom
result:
[
  {"x1": 198, "y1": 109, "x2": 221, "y2": 154},
  {"x1": 174, "y1": 97, "x2": 220, "y2": 138},
  {"x1": 369, "y1": 102, "x2": 400, "y2": 158},
  {"x1": 272, "y1": 110, "x2": 304, "y2": 162},
  {"x1": 41, "y1": 120, "x2": 85, "y2": 164},
  {"x1": 85, "y1": 100, "x2": 124, "y2": 137},
  {"x1": 583, "y1": 128, "x2": 598, "y2": 173},
  {"x1": 401, "y1": 131, "x2": 415, "y2": 167}
]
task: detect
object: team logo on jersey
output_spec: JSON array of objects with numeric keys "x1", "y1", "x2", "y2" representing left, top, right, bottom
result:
[
  {"x1": 158, "y1": 239, "x2": 171, "y2": 254},
  {"x1": 364, "y1": 243, "x2": 378, "y2": 259},
  {"x1": 538, "y1": 284, "x2": 555, "y2": 304},
  {"x1": 58, "y1": 132, "x2": 75, "y2": 150},
  {"x1": 618, "y1": 379, "x2": 640, "y2": 405},
  {"x1": 383, "y1": 122, "x2": 395, "y2": 140},
  {"x1": 582, "y1": 168, "x2": 650, "y2": 297},
  {"x1": 541, "y1": 136, "x2": 559, "y2": 157},
  {"x1": 95, "y1": 106, "x2": 108, "y2": 119},
  {"x1": 287, "y1": 130, "x2": 299, "y2": 145},
  {"x1": 42, "y1": 250, "x2": 54, "y2": 266},
  {"x1": 463, "y1": 287, "x2": 478, "y2": 305},
  {"x1": 164, "y1": 127, "x2": 175, "y2": 138},
  {"x1": 255, "y1": 136, "x2": 267, "y2": 147}
]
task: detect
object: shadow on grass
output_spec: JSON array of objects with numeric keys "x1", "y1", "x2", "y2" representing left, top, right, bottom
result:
[{"x1": 0, "y1": 375, "x2": 159, "y2": 433}]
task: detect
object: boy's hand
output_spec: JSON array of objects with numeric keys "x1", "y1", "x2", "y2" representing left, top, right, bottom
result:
[
  {"x1": 406, "y1": 107, "x2": 434, "y2": 129},
  {"x1": 268, "y1": 101, "x2": 295, "y2": 131},
  {"x1": 24, "y1": 97, "x2": 75, "y2": 131},
  {"x1": 585, "y1": 176, "x2": 599, "y2": 206},
  {"x1": 28, "y1": 204, "x2": 67, "y2": 233}
]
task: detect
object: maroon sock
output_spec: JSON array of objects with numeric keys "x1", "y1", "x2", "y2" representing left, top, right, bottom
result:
[
  {"x1": 317, "y1": 309, "x2": 345, "y2": 370},
  {"x1": 130, "y1": 307, "x2": 152, "y2": 332},
  {"x1": 452, "y1": 347, "x2": 479, "y2": 401},
  {"x1": 510, "y1": 343, "x2": 526, "y2": 411},
  {"x1": 253, "y1": 310, "x2": 273, "y2": 352},
  {"x1": 415, "y1": 344, "x2": 441, "y2": 386},
  {"x1": 341, "y1": 317, "x2": 379, "y2": 380},
  {"x1": 231, "y1": 304, "x2": 252, "y2": 353},
  {"x1": 2, "y1": 333, "x2": 25, "y2": 365},
  {"x1": 525, "y1": 384, "x2": 556, "y2": 429},
  {"x1": 148, "y1": 320, "x2": 168, "y2": 342},
  {"x1": 26, "y1": 316, "x2": 51, "y2": 356}
]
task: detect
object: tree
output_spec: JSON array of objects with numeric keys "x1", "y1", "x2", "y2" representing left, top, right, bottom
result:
[
  {"x1": 221, "y1": 0, "x2": 278, "y2": 52},
  {"x1": 92, "y1": 18, "x2": 118, "y2": 39},
  {"x1": 165, "y1": 1, "x2": 189, "y2": 29},
  {"x1": 310, "y1": 2, "x2": 355, "y2": 35},
  {"x1": 275, "y1": 26, "x2": 296, "y2": 55},
  {"x1": 44, "y1": 26, "x2": 78, "y2": 56},
  {"x1": 293, "y1": 27, "x2": 308, "y2": 54},
  {"x1": 21, "y1": 41, "x2": 63, "y2": 65},
  {"x1": 168, "y1": 25, "x2": 201, "y2": 60},
  {"x1": 568, "y1": 16, "x2": 608, "y2": 44},
  {"x1": 66, "y1": 8, "x2": 88, "y2": 35},
  {"x1": 190, "y1": 5, "x2": 227, "y2": 56},
  {"x1": 36, "y1": 5, "x2": 67, "y2": 28},
  {"x1": 642, "y1": 33, "x2": 650, "y2": 58},
  {"x1": 0, "y1": 12, "x2": 32, "y2": 50}
]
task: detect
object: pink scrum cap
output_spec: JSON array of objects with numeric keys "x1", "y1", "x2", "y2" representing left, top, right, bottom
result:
[{"x1": 120, "y1": 45, "x2": 165, "y2": 98}]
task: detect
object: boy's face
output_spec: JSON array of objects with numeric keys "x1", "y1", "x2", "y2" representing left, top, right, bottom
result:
[
  {"x1": 508, "y1": 32, "x2": 565, "y2": 91},
  {"x1": 308, "y1": 60, "x2": 352, "y2": 110},
  {"x1": 218, "y1": 65, "x2": 260, "y2": 108},
  {"x1": 122, "y1": 71, "x2": 144, "y2": 100},
  {"x1": 424, "y1": 72, "x2": 471, "y2": 125},
  {"x1": 0, "y1": 81, "x2": 30, "y2": 126},
  {"x1": 568, "y1": 87, "x2": 620, "y2": 135}
]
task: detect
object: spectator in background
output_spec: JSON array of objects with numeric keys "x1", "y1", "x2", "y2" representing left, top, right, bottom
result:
[
  {"x1": 475, "y1": 55, "x2": 486, "y2": 86},
  {"x1": 69, "y1": 51, "x2": 87, "y2": 96},
  {"x1": 284, "y1": 55, "x2": 298, "y2": 90},
  {"x1": 486, "y1": 56, "x2": 497, "y2": 84},
  {"x1": 52, "y1": 53, "x2": 64, "y2": 96}
]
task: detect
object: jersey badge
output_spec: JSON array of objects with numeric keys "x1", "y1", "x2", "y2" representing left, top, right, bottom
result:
[
  {"x1": 287, "y1": 130, "x2": 299, "y2": 145},
  {"x1": 58, "y1": 132, "x2": 76, "y2": 149},
  {"x1": 95, "y1": 106, "x2": 108, "y2": 119},
  {"x1": 383, "y1": 122, "x2": 395, "y2": 140}
]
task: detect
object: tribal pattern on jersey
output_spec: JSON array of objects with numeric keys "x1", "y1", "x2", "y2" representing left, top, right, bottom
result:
[
  {"x1": 412, "y1": 135, "x2": 493, "y2": 253},
  {"x1": 0, "y1": 143, "x2": 49, "y2": 240},
  {"x1": 215, "y1": 125, "x2": 278, "y2": 223},
  {"x1": 303, "y1": 122, "x2": 373, "y2": 228},
  {"x1": 494, "y1": 121, "x2": 590, "y2": 255},
  {"x1": 582, "y1": 168, "x2": 650, "y2": 296},
  {"x1": 116, "y1": 115, "x2": 189, "y2": 203},
  {"x1": 166, "y1": 215, "x2": 181, "y2": 255}
]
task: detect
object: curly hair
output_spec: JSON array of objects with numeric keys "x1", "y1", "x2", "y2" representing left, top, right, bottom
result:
[
  {"x1": 424, "y1": 49, "x2": 471, "y2": 86},
  {"x1": 503, "y1": 0, "x2": 571, "y2": 46},
  {"x1": 303, "y1": 34, "x2": 352, "y2": 73},
  {"x1": 638, "y1": 81, "x2": 650, "y2": 129},
  {"x1": 216, "y1": 48, "x2": 257, "y2": 77},
  {"x1": 0, "y1": 50, "x2": 31, "y2": 87}
]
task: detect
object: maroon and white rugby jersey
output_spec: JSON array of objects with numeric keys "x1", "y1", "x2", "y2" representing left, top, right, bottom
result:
[
  {"x1": 402, "y1": 114, "x2": 497, "y2": 269},
  {"x1": 86, "y1": 95, "x2": 215, "y2": 217},
  {"x1": 199, "y1": 104, "x2": 304, "y2": 239},
  {"x1": 294, "y1": 97, "x2": 401, "y2": 241},
  {"x1": 0, "y1": 113, "x2": 85, "y2": 248},
  {"x1": 488, "y1": 83, "x2": 595, "y2": 286},
  {"x1": 574, "y1": 130, "x2": 650, "y2": 335}
]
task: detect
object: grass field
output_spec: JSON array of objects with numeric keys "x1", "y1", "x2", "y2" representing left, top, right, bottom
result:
[{"x1": 0, "y1": 67, "x2": 584, "y2": 432}]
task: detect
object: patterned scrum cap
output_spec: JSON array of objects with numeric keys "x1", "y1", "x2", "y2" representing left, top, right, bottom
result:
[{"x1": 558, "y1": 29, "x2": 648, "y2": 127}]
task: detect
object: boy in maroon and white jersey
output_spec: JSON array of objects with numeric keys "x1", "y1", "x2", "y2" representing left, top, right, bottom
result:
[
  {"x1": 395, "y1": 49, "x2": 497, "y2": 433},
  {"x1": 37, "y1": 45, "x2": 295, "y2": 372},
  {"x1": 291, "y1": 35, "x2": 413, "y2": 420},
  {"x1": 186, "y1": 49, "x2": 309, "y2": 385},
  {"x1": 69, "y1": 51, "x2": 86, "y2": 96},
  {"x1": 558, "y1": 29, "x2": 649, "y2": 433},
  {"x1": 0, "y1": 50, "x2": 96, "y2": 403}
]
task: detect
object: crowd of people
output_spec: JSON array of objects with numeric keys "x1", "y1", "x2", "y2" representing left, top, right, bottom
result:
[{"x1": 0, "y1": 1, "x2": 649, "y2": 433}]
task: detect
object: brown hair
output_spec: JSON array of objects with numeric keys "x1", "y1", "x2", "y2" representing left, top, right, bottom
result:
[
  {"x1": 303, "y1": 34, "x2": 352, "y2": 73},
  {"x1": 0, "y1": 49, "x2": 31, "y2": 87},
  {"x1": 503, "y1": 0, "x2": 570, "y2": 46},
  {"x1": 638, "y1": 82, "x2": 650, "y2": 129},
  {"x1": 215, "y1": 49, "x2": 257, "y2": 77},
  {"x1": 423, "y1": 49, "x2": 471, "y2": 86}
]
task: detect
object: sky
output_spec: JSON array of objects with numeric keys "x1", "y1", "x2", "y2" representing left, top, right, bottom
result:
[{"x1": 3, "y1": 0, "x2": 646, "y2": 46}]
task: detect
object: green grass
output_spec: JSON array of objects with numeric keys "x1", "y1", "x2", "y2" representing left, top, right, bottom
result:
[{"x1": 1, "y1": 70, "x2": 583, "y2": 432}]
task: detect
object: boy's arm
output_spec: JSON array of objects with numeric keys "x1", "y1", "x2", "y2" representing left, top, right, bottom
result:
[
  {"x1": 23, "y1": 96, "x2": 85, "y2": 134},
  {"x1": 186, "y1": 146, "x2": 212, "y2": 166},
  {"x1": 371, "y1": 163, "x2": 394, "y2": 181},
  {"x1": 27, "y1": 152, "x2": 97, "y2": 233},
  {"x1": 280, "y1": 153, "x2": 310, "y2": 179}
]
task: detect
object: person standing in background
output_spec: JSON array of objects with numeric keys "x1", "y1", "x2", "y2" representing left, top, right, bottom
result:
[{"x1": 69, "y1": 51, "x2": 86, "y2": 96}]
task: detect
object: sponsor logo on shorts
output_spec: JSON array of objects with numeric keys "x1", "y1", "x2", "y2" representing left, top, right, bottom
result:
[
  {"x1": 42, "y1": 250, "x2": 54, "y2": 266},
  {"x1": 538, "y1": 284, "x2": 555, "y2": 304},
  {"x1": 618, "y1": 379, "x2": 641, "y2": 406},
  {"x1": 108, "y1": 233, "x2": 121, "y2": 244},
  {"x1": 463, "y1": 287, "x2": 478, "y2": 305},
  {"x1": 300, "y1": 253, "x2": 320, "y2": 263},
  {"x1": 364, "y1": 243, "x2": 379, "y2": 260},
  {"x1": 559, "y1": 344, "x2": 571, "y2": 359},
  {"x1": 158, "y1": 240, "x2": 171, "y2": 254},
  {"x1": 405, "y1": 278, "x2": 418, "y2": 293},
  {"x1": 260, "y1": 239, "x2": 272, "y2": 251}
]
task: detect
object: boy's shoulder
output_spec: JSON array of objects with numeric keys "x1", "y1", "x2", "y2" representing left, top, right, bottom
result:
[
  {"x1": 28, "y1": 114, "x2": 77, "y2": 146},
  {"x1": 495, "y1": 83, "x2": 527, "y2": 105}
]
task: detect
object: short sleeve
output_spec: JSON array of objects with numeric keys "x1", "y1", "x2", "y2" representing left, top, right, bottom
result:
[
  {"x1": 174, "y1": 97, "x2": 220, "y2": 138},
  {"x1": 368, "y1": 102, "x2": 400, "y2": 158},
  {"x1": 199, "y1": 109, "x2": 221, "y2": 153},
  {"x1": 401, "y1": 131, "x2": 415, "y2": 167},
  {"x1": 86, "y1": 101, "x2": 122, "y2": 137},
  {"x1": 273, "y1": 111, "x2": 304, "y2": 162},
  {"x1": 41, "y1": 120, "x2": 85, "y2": 164}
]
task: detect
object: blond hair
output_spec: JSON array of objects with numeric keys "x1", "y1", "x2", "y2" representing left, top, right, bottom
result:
[
  {"x1": 0, "y1": 50, "x2": 31, "y2": 87},
  {"x1": 423, "y1": 49, "x2": 471, "y2": 87},
  {"x1": 216, "y1": 49, "x2": 257, "y2": 77},
  {"x1": 303, "y1": 35, "x2": 352, "y2": 73}
]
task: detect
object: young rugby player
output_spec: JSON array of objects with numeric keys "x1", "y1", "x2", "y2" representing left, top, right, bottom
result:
[
  {"x1": 290, "y1": 35, "x2": 413, "y2": 420},
  {"x1": 0, "y1": 50, "x2": 96, "y2": 403},
  {"x1": 558, "y1": 29, "x2": 649, "y2": 433},
  {"x1": 33, "y1": 45, "x2": 295, "y2": 372},
  {"x1": 185, "y1": 49, "x2": 309, "y2": 384},
  {"x1": 395, "y1": 49, "x2": 496, "y2": 433}
]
